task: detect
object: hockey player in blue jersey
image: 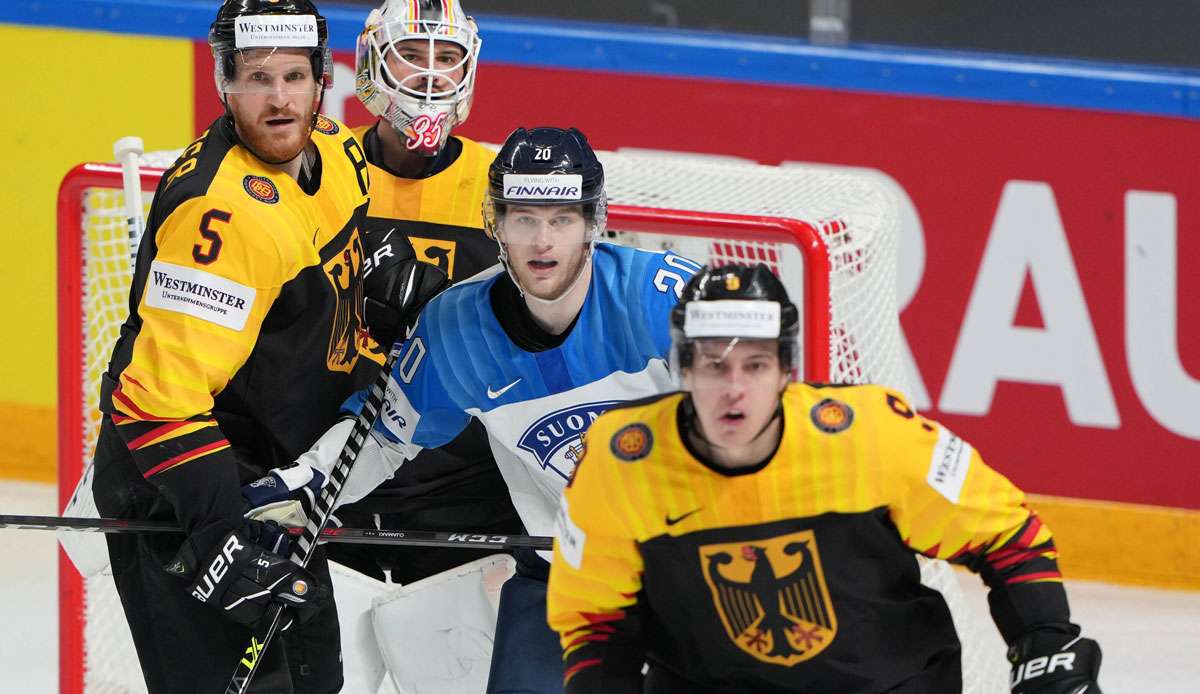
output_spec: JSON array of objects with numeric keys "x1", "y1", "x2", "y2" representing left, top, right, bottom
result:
[{"x1": 252, "y1": 126, "x2": 702, "y2": 693}]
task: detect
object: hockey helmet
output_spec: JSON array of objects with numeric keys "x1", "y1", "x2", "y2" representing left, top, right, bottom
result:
[
  {"x1": 670, "y1": 263, "x2": 800, "y2": 376},
  {"x1": 356, "y1": 0, "x2": 481, "y2": 156},
  {"x1": 209, "y1": 0, "x2": 333, "y2": 96},
  {"x1": 483, "y1": 126, "x2": 606, "y2": 229},
  {"x1": 482, "y1": 127, "x2": 608, "y2": 303}
]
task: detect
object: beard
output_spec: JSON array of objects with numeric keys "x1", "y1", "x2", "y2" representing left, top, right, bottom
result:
[
  {"x1": 517, "y1": 245, "x2": 590, "y2": 301},
  {"x1": 229, "y1": 94, "x2": 318, "y2": 165}
]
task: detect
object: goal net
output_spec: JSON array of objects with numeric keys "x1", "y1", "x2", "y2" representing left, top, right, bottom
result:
[{"x1": 56, "y1": 143, "x2": 1008, "y2": 693}]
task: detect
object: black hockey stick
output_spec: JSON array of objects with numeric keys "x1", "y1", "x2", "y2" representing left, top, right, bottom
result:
[
  {"x1": 226, "y1": 338, "x2": 403, "y2": 694},
  {"x1": 1, "y1": 513, "x2": 551, "y2": 551}
]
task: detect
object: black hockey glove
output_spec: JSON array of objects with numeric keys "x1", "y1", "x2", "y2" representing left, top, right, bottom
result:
[
  {"x1": 165, "y1": 520, "x2": 328, "y2": 628},
  {"x1": 362, "y1": 227, "x2": 451, "y2": 348},
  {"x1": 1008, "y1": 624, "x2": 1102, "y2": 694}
]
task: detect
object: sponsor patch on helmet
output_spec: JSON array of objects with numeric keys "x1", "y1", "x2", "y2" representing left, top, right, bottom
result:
[
  {"x1": 684, "y1": 300, "x2": 780, "y2": 339},
  {"x1": 243, "y1": 175, "x2": 280, "y2": 204},
  {"x1": 811, "y1": 398, "x2": 853, "y2": 434},
  {"x1": 503, "y1": 173, "x2": 583, "y2": 201},
  {"x1": 313, "y1": 115, "x2": 339, "y2": 135},
  {"x1": 610, "y1": 423, "x2": 653, "y2": 462},
  {"x1": 233, "y1": 14, "x2": 320, "y2": 49}
]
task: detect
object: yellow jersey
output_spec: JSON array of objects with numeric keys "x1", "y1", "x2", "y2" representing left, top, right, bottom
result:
[
  {"x1": 96, "y1": 114, "x2": 376, "y2": 542},
  {"x1": 355, "y1": 124, "x2": 498, "y2": 282},
  {"x1": 548, "y1": 382, "x2": 1067, "y2": 693}
]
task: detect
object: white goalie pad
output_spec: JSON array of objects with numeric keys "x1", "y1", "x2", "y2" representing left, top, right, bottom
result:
[
  {"x1": 328, "y1": 562, "x2": 396, "y2": 694},
  {"x1": 59, "y1": 460, "x2": 112, "y2": 577},
  {"x1": 373, "y1": 554, "x2": 515, "y2": 694}
]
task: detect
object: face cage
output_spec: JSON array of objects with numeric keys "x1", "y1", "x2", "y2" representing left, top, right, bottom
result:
[
  {"x1": 356, "y1": 16, "x2": 480, "y2": 155},
  {"x1": 213, "y1": 46, "x2": 333, "y2": 96},
  {"x1": 668, "y1": 332, "x2": 802, "y2": 388}
]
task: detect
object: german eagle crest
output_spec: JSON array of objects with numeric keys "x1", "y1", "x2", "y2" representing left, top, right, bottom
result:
[{"x1": 699, "y1": 530, "x2": 837, "y2": 666}]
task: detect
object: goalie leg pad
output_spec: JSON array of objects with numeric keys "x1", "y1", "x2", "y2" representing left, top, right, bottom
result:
[
  {"x1": 60, "y1": 459, "x2": 113, "y2": 577},
  {"x1": 371, "y1": 554, "x2": 515, "y2": 694}
]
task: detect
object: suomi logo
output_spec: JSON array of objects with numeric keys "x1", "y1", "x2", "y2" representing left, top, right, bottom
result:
[{"x1": 517, "y1": 400, "x2": 621, "y2": 479}]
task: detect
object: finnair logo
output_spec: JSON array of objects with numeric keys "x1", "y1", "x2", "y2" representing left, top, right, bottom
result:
[
  {"x1": 502, "y1": 174, "x2": 582, "y2": 201},
  {"x1": 517, "y1": 400, "x2": 621, "y2": 479}
]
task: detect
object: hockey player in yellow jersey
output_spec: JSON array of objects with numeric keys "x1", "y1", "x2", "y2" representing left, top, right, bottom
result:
[
  {"x1": 324, "y1": 0, "x2": 524, "y2": 591},
  {"x1": 87, "y1": 1, "x2": 440, "y2": 691},
  {"x1": 354, "y1": 0, "x2": 497, "y2": 283},
  {"x1": 548, "y1": 264, "x2": 1104, "y2": 694}
]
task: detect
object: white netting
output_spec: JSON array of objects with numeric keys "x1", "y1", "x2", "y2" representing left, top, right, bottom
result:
[
  {"x1": 61, "y1": 146, "x2": 1008, "y2": 694},
  {"x1": 600, "y1": 150, "x2": 905, "y2": 389}
]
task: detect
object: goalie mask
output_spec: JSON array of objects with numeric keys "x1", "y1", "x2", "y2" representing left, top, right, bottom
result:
[
  {"x1": 356, "y1": 0, "x2": 481, "y2": 157},
  {"x1": 482, "y1": 127, "x2": 607, "y2": 304},
  {"x1": 669, "y1": 264, "x2": 801, "y2": 385},
  {"x1": 209, "y1": 0, "x2": 333, "y2": 97}
]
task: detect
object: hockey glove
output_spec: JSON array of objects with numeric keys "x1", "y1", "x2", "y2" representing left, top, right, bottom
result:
[
  {"x1": 362, "y1": 227, "x2": 451, "y2": 348},
  {"x1": 242, "y1": 459, "x2": 327, "y2": 528},
  {"x1": 166, "y1": 521, "x2": 327, "y2": 628},
  {"x1": 1008, "y1": 624, "x2": 1102, "y2": 694}
]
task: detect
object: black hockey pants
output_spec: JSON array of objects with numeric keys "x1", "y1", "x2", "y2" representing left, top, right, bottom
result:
[{"x1": 92, "y1": 422, "x2": 343, "y2": 694}]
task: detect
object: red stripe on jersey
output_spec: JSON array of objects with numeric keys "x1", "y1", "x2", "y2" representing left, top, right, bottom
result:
[
  {"x1": 987, "y1": 547, "x2": 1049, "y2": 571},
  {"x1": 1006, "y1": 570, "x2": 1063, "y2": 585},
  {"x1": 565, "y1": 632, "x2": 612, "y2": 651},
  {"x1": 1016, "y1": 514, "x2": 1044, "y2": 547},
  {"x1": 126, "y1": 420, "x2": 193, "y2": 450},
  {"x1": 142, "y1": 439, "x2": 230, "y2": 478},
  {"x1": 112, "y1": 387, "x2": 166, "y2": 421},
  {"x1": 123, "y1": 374, "x2": 150, "y2": 392},
  {"x1": 563, "y1": 658, "x2": 602, "y2": 685}
]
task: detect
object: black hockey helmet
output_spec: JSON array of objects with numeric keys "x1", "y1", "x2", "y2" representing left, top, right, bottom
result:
[
  {"x1": 485, "y1": 127, "x2": 605, "y2": 209},
  {"x1": 482, "y1": 127, "x2": 608, "y2": 302},
  {"x1": 670, "y1": 263, "x2": 800, "y2": 372},
  {"x1": 209, "y1": 0, "x2": 332, "y2": 92}
]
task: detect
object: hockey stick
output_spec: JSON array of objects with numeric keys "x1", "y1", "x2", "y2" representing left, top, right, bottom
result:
[
  {"x1": 2, "y1": 514, "x2": 551, "y2": 551},
  {"x1": 113, "y1": 135, "x2": 146, "y2": 266},
  {"x1": 226, "y1": 334, "x2": 407, "y2": 694}
]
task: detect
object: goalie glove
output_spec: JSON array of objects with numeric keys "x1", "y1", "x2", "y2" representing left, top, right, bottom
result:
[
  {"x1": 1009, "y1": 624, "x2": 1102, "y2": 694},
  {"x1": 166, "y1": 521, "x2": 328, "y2": 628},
  {"x1": 362, "y1": 226, "x2": 452, "y2": 348}
]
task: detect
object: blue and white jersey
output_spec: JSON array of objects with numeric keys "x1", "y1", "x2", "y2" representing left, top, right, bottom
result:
[{"x1": 371, "y1": 242, "x2": 700, "y2": 544}]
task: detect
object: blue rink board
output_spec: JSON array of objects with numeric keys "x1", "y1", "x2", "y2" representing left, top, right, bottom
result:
[{"x1": 6, "y1": 0, "x2": 1200, "y2": 119}]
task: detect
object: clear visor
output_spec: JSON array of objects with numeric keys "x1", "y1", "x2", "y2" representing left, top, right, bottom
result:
[
  {"x1": 483, "y1": 193, "x2": 607, "y2": 247},
  {"x1": 488, "y1": 203, "x2": 596, "y2": 248},
  {"x1": 669, "y1": 332, "x2": 801, "y2": 388},
  {"x1": 214, "y1": 47, "x2": 329, "y2": 95}
]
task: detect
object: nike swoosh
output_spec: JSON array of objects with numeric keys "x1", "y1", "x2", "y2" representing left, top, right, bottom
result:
[
  {"x1": 665, "y1": 508, "x2": 701, "y2": 526},
  {"x1": 487, "y1": 379, "x2": 521, "y2": 399}
]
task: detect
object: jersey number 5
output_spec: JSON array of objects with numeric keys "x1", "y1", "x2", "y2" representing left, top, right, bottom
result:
[{"x1": 193, "y1": 209, "x2": 229, "y2": 265}]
